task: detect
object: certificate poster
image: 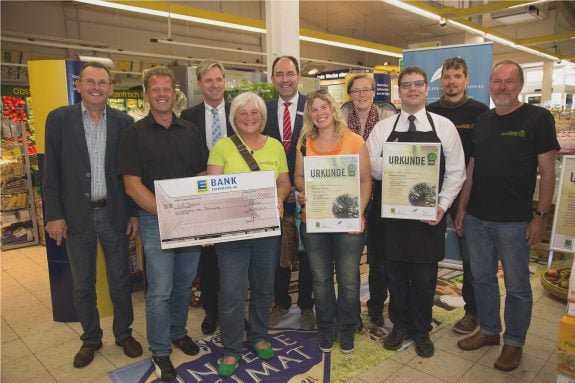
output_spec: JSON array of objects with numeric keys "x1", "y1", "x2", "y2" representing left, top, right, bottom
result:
[
  {"x1": 155, "y1": 170, "x2": 280, "y2": 249},
  {"x1": 304, "y1": 154, "x2": 361, "y2": 233},
  {"x1": 550, "y1": 155, "x2": 575, "y2": 252},
  {"x1": 381, "y1": 142, "x2": 441, "y2": 220}
]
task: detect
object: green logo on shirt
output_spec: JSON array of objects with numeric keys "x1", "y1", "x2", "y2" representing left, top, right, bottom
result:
[{"x1": 501, "y1": 130, "x2": 526, "y2": 138}]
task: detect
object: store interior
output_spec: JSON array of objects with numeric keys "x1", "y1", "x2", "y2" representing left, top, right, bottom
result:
[{"x1": 1, "y1": 1, "x2": 575, "y2": 383}]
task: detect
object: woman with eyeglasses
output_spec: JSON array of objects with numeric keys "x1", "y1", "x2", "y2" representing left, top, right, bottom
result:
[{"x1": 294, "y1": 91, "x2": 372, "y2": 354}]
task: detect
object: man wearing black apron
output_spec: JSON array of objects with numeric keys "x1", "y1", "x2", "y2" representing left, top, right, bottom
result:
[{"x1": 366, "y1": 67, "x2": 465, "y2": 358}]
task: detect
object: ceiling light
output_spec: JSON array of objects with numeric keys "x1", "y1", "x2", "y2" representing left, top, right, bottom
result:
[
  {"x1": 300, "y1": 36, "x2": 402, "y2": 58},
  {"x1": 77, "y1": 55, "x2": 114, "y2": 67},
  {"x1": 74, "y1": 0, "x2": 266, "y2": 34},
  {"x1": 446, "y1": 20, "x2": 486, "y2": 36},
  {"x1": 307, "y1": 68, "x2": 319, "y2": 75}
]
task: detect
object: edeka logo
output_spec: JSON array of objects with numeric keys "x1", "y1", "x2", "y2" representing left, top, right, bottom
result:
[
  {"x1": 197, "y1": 179, "x2": 209, "y2": 193},
  {"x1": 140, "y1": 330, "x2": 329, "y2": 383},
  {"x1": 501, "y1": 130, "x2": 526, "y2": 138},
  {"x1": 427, "y1": 152, "x2": 437, "y2": 166}
]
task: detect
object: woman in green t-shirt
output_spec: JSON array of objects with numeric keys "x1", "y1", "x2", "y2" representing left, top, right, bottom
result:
[{"x1": 207, "y1": 92, "x2": 290, "y2": 377}]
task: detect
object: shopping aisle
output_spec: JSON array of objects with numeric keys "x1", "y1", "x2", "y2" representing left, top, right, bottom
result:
[{"x1": 1, "y1": 245, "x2": 564, "y2": 382}]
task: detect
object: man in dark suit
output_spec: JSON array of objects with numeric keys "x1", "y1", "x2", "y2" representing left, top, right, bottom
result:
[
  {"x1": 264, "y1": 56, "x2": 315, "y2": 330},
  {"x1": 43, "y1": 61, "x2": 143, "y2": 368},
  {"x1": 180, "y1": 58, "x2": 233, "y2": 335}
]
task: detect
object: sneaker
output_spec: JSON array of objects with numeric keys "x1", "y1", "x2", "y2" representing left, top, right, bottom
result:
[
  {"x1": 453, "y1": 313, "x2": 478, "y2": 334},
  {"x1": 268, "y1": 306, "x2": 289, "y2": 327},
  {"x1": 300, "y1": 309, "x2": 316, "y2": 330},
  {"x1": 369, "y1": 311, "x2": 384, "y2": 328},
  {"x1": 172, "y1": 335, "x2": 200, "y2": 356},
  {"x1": 340, "y1": 343, "x2": 355, "y2": 354},
  {"x1": 152, "y1": 355, "x2": 177, "y2": 381},
  {"x1": 384, "y1": 327, "x2": 407, "y2": 351},
  {"x1": 414, "y1": 335, "x2": 434, "y2": 358},
  {"x1": 319, "y1": 339, "x2": 333, "y2": 353}
]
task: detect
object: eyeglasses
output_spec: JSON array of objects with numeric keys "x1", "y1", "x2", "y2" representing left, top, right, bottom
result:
[
  {"x1": 399, "y1": 80, "x2": 426, "y2": 89},
  {"x1": 349, "y1": 88, "x2": 373, "y2": 95},
  {"x1": 79, "y1": 78, "x2": 112, "y2": 87}
]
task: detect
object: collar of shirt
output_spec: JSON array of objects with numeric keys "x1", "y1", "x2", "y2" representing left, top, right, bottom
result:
[
  {"x1": 81, "y1": 103, "x2": 107, "y2": 125},
  {"x1": 277, "y1": 93, "x2": 299, "y2": 138},
  {"x1": 398, "y1": 108, "x2": 429, "y2": 132},
  {"x1": 147, "y1": 113, "x2": 184, "y2": 130},
  {"x1": 204, "y1": 100, "x2": 225, "y2": 113}
]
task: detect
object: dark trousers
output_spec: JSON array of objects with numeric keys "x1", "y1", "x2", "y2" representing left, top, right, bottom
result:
[
  {"x1": 448, "y1": 198, "x2": 476, "y2": 317},
  {"x1": 273, "y1": 251, "x2": 314, "y2": 310},
  {"x1": 366, "y1": 212, "x2": 388, "y2": 317},
  {"x1": 386, "y1": 260, "x2": 438, "y2": 338},
  {"x1": 199, "y1": 246, "x2": 219, "y2": 316},
  {"x1": 65, "y1": 206, "x2": 133, "y2": 344}
]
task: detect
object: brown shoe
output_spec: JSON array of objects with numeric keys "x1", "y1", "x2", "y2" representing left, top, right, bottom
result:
[
  {"x1": 457, "y1": 331, "x2": 500, "y2": 351},
  {"x1": 494, "y1": 345, "x2": 522, "y2": 371},
  {"x1": 453, "y1": 314, "x2": 478, "y2": 334},
  {"x1": 115, "y1": 336, "x2": 143, "y2": 358},
  {"x1": 73, "y1": 342, "x2": 102, "y2": 368}
]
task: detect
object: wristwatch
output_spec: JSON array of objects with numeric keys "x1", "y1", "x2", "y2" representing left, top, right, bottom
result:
[{"x1": 533, "y1": 209, "x2": 549, "y2": 218}]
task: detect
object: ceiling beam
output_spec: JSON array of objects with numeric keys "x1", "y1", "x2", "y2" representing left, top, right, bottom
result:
[{"x1": 517, "y1": 32, "x2": 575, "y2": 46}]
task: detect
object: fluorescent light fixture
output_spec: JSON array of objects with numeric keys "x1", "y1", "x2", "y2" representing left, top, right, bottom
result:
[
  {"x1": 380, "y1": 0, "x2": 441, "y2": 21},
  {"x1": 300, "y1": 36, "x2": 402, "y2": 58},
  {"x1": 301, "y1": 57, "x2": 372, "y2": 70},
  {"x1": 485, "y1": 33, "x2": 516, "y2": 48},
  {"x1": 447, "y1": 20, "x2": 485, "y2": 36},
  {"x1": 74, "y1": 0, "x2": 266, "y2": 34},
  {"x1": 508, "y1": 0, "x2": 550, "y2": 9},
  {"x1": 151, "y1": 38, "x2": 266, "y2": 56}
]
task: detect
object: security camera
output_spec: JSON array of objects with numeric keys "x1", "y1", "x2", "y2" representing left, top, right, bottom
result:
[{"x1": 439, "y1": 18, "x2": 447, "y2": 28}]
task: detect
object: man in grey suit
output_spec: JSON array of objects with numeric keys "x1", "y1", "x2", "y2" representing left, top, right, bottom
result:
[
  {"x1": 265, "y1": 56, "x2": 315, "y2": 330},
  {"x1": 180, "y1": 58, "x2": 233, "y2": 336},
  {"x1": 43, "y1": 61, "x2": 142, "y2": 368}
]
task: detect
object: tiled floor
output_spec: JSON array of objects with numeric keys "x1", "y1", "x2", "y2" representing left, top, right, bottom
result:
[{"x1": 1, "y1": 245, "x2": 567, "y2": 382}]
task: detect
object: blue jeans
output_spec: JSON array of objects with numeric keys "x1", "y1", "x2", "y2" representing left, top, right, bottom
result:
[
  {"x1": 65, "y1": 206, "x2": 133, "y2": 344},
  {"x1": 301, "y1": 225, "x2": 363, "y2": 348},
  {"x1": 216, "y1": 236, "x2": 280, "y2": 357},
  {"x1": 139, "y1": 211, "x2": 200, "y2": 356},
  {"x1": 464, "y1": 213, "x2": 532, "y2": 347}
]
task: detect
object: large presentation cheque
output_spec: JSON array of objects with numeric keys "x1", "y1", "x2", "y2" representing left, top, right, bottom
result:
[
  {"x1": 381, "y1": 142, "x2": 441, "y2": 220},
  {"x1": 304, "y1": 154, "x2": 361, "y2": 233},
  {"x1": 154, "y1": 170, "x2": 280, "y2": 249},
  {"x1": 550, "y1": 155, "x2": 575, "y2": 253}
]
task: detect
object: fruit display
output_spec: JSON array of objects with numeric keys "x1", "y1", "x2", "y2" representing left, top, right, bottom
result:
[{"x1": 541, "y1": 267, "x2": 570, "y2": 300}]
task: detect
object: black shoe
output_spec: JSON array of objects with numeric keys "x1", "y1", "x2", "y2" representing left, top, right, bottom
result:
[
  {"x1": 201, "y1": 312, "x2": 218, "y2": 335},
  {"x1": 369, "y1": 311, "x2": 384, "y2": 327},
  {"x1": 73, "y1": 342, "x2": 102, "y2": 368},
  {"x1": 172, "y1": 335, "x2": 200, "y2": 356},
  {"x1": 414, "y1": 335, "x2": 435, "y2": 358},
  {"x1": 384, "y1": 327, "x2": 407, "y2": 351},
  {"x1": 152, "y1": 355, "x2": 177, "y2": 381}
]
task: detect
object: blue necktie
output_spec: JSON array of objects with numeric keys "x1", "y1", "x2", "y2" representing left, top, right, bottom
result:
[{"x1": 211, "y1": 107, "x2": 222, "y2": 145}]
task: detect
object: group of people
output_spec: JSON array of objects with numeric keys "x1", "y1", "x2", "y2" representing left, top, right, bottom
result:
[{"x1": 42, "y1": 54, "x2": 558, "y2": 381}]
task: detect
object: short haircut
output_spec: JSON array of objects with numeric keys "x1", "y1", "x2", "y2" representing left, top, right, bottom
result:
[
  {"x1": 271, "y1": 56, "x2": 300, "y2": 76},
  {"x1": 347, "y1": 73, "x2": 375, "y2": 94},
  {"x1": 442, "y1": 56, "x2": 468, "y2": 77},
  {"x1": 491, "y1": 59, "x2": 524, "y2": 85},
  {"x1": 143, "y1": 66, "x2": 176, "y2": 91},
  {"x1": 196, "y1": 58, "x2": 226, "y2": 81},
  {"x1": 398, "y1": 66, "x2": 428, "y2": 85},
  {"x1": 228, "y1": 91, "x2": 268, "y2": 133},
  {"x1": 79, "y1": 61, "x2": 112, "y2": 81}
]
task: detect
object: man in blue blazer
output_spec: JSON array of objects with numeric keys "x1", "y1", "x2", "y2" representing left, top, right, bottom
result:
[
  {"x1": 264, "y1": 56, "x2": 315, "y2": 330},
  {"x1": 43, "y1": 62, "x2": 142, "y2": 368},
  {"x1": 180, "y1": 59, "x2": 233, "y2": 336}
]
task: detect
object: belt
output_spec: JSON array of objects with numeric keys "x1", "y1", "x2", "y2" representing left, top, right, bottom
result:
[{"x1": 90, "y1": 199, "x2": 106, "y2": 209}]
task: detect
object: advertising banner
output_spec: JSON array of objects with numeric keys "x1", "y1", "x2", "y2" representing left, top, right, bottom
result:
[
  {"x1": 402, "y1": 42, "x2": 493, "y2": 105},
  {"x1": 550, "y1": 155, "x2": 575, "y2": 252}
]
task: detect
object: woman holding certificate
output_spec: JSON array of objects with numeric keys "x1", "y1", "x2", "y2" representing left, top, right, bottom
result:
[
  {"x1": 207, "y1": 91, "x2": 290, "y2": 377},
  {"x1": 294, "y1": 91, "x2": 372, "y2": 354}
]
